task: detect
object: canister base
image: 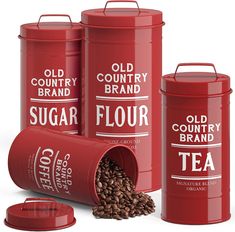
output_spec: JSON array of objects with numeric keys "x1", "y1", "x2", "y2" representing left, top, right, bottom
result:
[
  {"x1": 161, "y1": 215, "x2": 231, "y2": 225},
  {"x1": 161, "y1": 193, "x2": 230, "y2": 225}
]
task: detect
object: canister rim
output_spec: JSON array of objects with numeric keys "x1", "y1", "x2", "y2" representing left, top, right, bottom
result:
[
  {"x1": 20, "y1": 22, "x2": 83, "y2": 41},
  {"x1": 160, "y1": 88, "x2": 233, "y2": 98},
  {"x1": 81, "y1": 8, "x2": 163, "y2": 28},
  {"x1": 89, "y1": 144, "x2": 139, "y2": 205},
  {"x1": 161, "y1": 72, "x2": 231, "y2": 97},
  {"x1": 80, "y1": 21, "x2": 165, "y2": 29},
  {"x1": 18, "y1": 35, "x2": 82, "y2": 42}
]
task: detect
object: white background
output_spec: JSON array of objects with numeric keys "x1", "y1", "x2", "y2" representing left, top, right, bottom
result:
[{"x1": 0, "y1": 0, "x2": 234, "y2": 231}]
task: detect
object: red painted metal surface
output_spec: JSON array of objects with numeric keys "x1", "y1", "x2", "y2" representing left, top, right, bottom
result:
[
  {"x1": 161, "y1": 63, "x2": 232, "y2": 224},
  {"x1": 8, "y1": 127, "x2": 138, "y2": 206},
  {"x1": 19, "y1": 15, "x2": 83, "y2": 135},
  {"x1": 5, "y1": 198, "x2": 76, "y2": 231},
  {"x1": 81, "y1": 0, "x2": 164, "y2": 192}
]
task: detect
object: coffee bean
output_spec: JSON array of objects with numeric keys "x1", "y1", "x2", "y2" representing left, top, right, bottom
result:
[
  {"x1": 100, "y1": 193, "x2": 106, "y2": 199},
  {"x1": 114, "y1": 196, "x2": 119, "y2": 203},
  {"x1": 92, "y1": 157, "x2": 155, "y2": 220},
  {"x1": 115, "y1": 191, "x2": 122, "y2": 196},
  {"x1": 114, "y1": 215, "x2": 122, "y2": 220},
  {"x1": 133, "y1": 198, "x2": 138, "y2": 204},
  {"x1": 109, "y1": 180, "x2": 114, "y2": 185},
  {"x1": 97, "y1": 182, "x2": 103, "y2": 188},
  {"x1": 98, "y1": 206, "x2": 104, "y2": 210}
]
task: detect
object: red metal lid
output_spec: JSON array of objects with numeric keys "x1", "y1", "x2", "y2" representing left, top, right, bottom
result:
[
  {"x1": 20, "y1": 14, "x2": 82, "y2": 41},
  {"x1": 161, "y1": 63, "x2": 231, "y2": 97},
  {"x1": 4, "y1": 198, "x2": 76, "y2": 231},
  {"x1": 81, "y1": 0, "x2": 163, "y2": 28}
]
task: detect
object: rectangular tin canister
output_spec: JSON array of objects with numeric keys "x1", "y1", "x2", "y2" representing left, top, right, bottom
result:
[
  {"x1": 161, "y1": 63, "x2": 232, "y2": 224},
  {"x1": 81, "y1": 0, "x2": 164, "y2": 192},
  {"x1": 19, "y1": 15, "x2": 83, "y2": 134}
]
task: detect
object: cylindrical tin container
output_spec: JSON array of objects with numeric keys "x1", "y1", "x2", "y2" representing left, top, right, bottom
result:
[
  {"x1": 19, "y1": 14, "x2": 83, "y2": 135},
  {"x1": 161, "y1": 63, "x2": 232, "y2": 224},
  {"x1": 8, "y1": 127, "x2": 138, "y2": 205},
  {"x1": 81, "y1": 0, "x2": 164, "y2": 192}
]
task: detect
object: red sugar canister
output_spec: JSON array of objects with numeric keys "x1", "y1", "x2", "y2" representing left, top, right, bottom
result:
[
  {"x1": 19, "y1": 15, "x2": 82, "y2": 134},
  {"x1": 8, "y1": 127, "x2": 138, "y2": 205},
  {"x1": 161, "y1": 63, "x2": 232, "y2": 224},
  {"x1": 81, "y1": 0, "x2": 164, "y2": 192}
]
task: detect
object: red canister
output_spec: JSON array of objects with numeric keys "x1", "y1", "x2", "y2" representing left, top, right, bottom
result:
[
  {"x1": 19, "y1": 15, "x2": 82, "y2": 134},
  {"x1": 81, "y1": 0, "x2": 164, "y2": 192},
  {"x1": 161, "y1": 63, "x2": 232, "y2": 224},
  {"x1": 8, "y1": 127, "x2": 138, "y2": 205}
]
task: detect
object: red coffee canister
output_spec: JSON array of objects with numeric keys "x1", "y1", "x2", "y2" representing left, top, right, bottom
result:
[
  {"x1": 8, "y1": 127, "x2": 138, "y2": 205},
  {"x1": 161, "y1": 63, "x2": 232, "y2": 224},
  {"x1": 19, "y1": 15, "x2": 82, "y2": 135},
  {"x1": 81, "y1": 0, "x2": 164, "y2": 192}
]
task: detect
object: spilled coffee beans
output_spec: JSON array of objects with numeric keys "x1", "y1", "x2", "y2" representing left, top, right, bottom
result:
[{"x1": 92, "y1": 157, "x2": 155, "y2": 220}]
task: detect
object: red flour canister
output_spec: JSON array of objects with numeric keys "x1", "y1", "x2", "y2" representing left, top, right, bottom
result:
[
  {"x1": 161, "y1": 63, "x2": 232, "y2": 224},
  {"x1": 8, "y1": 127, "x2": 138, "y2": 205},
  {"x1": 81, "y1": 0, "x2": 164, "y2": 192},
  {"x1": 19, "y1": 15, "x2": 82, "y2": 134}
]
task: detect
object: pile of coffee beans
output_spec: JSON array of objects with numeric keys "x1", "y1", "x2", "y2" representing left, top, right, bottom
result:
[{"x1": 92, "y1": 157, "x2": 155, "y2": 220}]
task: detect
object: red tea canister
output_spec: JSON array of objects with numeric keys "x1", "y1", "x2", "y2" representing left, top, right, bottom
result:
[
  {"x1": 81, "y1": 0, "x2": 164, "y2": 192},
  {"x1": 8, "y1": 127, "x2": 138, "y2": 205},
  {"x1": 161, "y1": 63, "x2": 232, "y2": 224},
  {"x1": 19, "y1": 15, "x2": 82, "y2": 134}
]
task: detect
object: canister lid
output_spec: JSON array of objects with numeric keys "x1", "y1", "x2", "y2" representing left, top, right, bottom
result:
[
  {"x1": 161, "y1": 63, "x2": 231, "y2": 97},
  {"x1": 4, "y1": 198, "x2": 76, "y2": 231},
  {"x1": 20, "y1": 14, "x2": 82, "y2": 41},
  {"x1": 81, "y1": 1, "x2": 163, "y2": 28}
]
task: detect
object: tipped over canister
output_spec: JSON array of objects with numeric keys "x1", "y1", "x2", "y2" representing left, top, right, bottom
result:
[{"x1": 8, "y1": 127, "x2": 138, "y2": 205}]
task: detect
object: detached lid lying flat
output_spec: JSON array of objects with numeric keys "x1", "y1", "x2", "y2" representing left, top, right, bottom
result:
[
  {"x1": 20, "y1": 14, "x2": 82, "y2": 41},
  {"x1": 4, "y1": 198, "x2": 76, "y2": 231},
  {"x1": 81, "y1": 0, "x2": 163, "y2": 28},
  {"x1": 161, "y1": 63, "x2": 231, "y2": 97}
]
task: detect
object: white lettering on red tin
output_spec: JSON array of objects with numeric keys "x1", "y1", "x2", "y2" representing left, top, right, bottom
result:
[
  {"x1": 55, "y1": 154, "x2": 72, "y2": 195},
  {"x1": 38, "y1": 148, "x2": 54, "y2": 191},
  {"x1": 179, "y1": 152, "x2": 215, "y2": 172},
  {"x1": 34, "y1": 147, "x2": 72, "y2": 195},
  {"x1": 172, "y1": 115, "x2": 221, "y2": 143},
  {"x1": 95, "y1": 63, "x2": 149, "y2": 135},
  {"x1": 96, "y1": 63, "x2": 148, "y2": 94},
  {"x1": 29, "y1": 68, "x2": 79, "y2": 128},
  {"x1": 31, "y1": 69, "x2": 78, "y2": 97},
  {"x1": 30, "y1": 106, "x2": 78, "y2": 126},
  {"x1": 170, "y1": 114, "x2": 222, "y2": 191},
  {"x1": 96, "y1": 105, "x2": 148, "y2": 127}
]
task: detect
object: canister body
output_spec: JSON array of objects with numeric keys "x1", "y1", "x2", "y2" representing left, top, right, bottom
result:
[
  {"x1": 8, "y1": 127, "x2": 138, "y2": 205},
  {"x1": 83, "y1": 25, "x2": 162, "y2": 192},
  {"x1": 20, "y1": 19, "x2": 82, "y2": 134},
  {"x1": 162, "y1": 92, "x2": 230, "y2": 224}
]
